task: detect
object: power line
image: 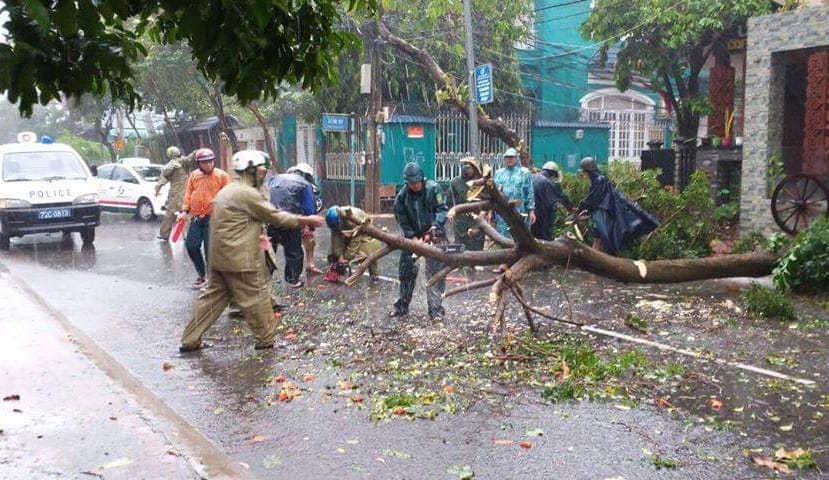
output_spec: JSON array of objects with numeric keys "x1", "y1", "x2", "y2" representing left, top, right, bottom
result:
[
  {"x1": 528, "y1": 0, "x2": 684, "y2": 62},
  {"x1": 533, "y1": 0, "x2": 590, "y2": 14}
]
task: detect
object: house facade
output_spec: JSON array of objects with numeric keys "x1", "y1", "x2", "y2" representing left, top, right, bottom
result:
[
  {"x1": 519, "y1": 0, "x2": 670, "y2": 163},
  {"x1": 740, "y1": 3, "x2": 829, "y2": 232}
]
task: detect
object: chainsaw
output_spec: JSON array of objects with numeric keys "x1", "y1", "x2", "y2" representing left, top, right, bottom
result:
[{"x1": 411, "y1": 226, "x2": 465, "y2": 259}]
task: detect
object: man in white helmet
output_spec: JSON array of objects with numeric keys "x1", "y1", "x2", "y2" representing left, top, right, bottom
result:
[
  {"x1": 180, "y1": 151, "x2": 324, "y2": 352},
  {"x1": 492, "y1": 147, "x2": 536, "y2": 238},
  {"x1": 266, "y1": 162, "x2": 320, "y2": 287},
  {"x1": 154, "y1": 146, "x2": 194, "y2": 240},
  {"x1": 287, "y1": 163, "x2": 324, "y2": 276},
  {"x1": 531, "y1": 161, "x2": 573, "y2": 241}
]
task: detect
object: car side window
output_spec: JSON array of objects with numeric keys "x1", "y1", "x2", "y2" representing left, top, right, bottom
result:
[
  {"x1": 113, "y1": 166, "x2": 138, "y2": 184},
  {"x1": 97, "y1": 165, "x2": 115, "y2": 179}
]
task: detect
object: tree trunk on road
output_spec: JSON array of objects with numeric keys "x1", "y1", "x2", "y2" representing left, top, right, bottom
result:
[{"x1": 346, "y1": 176, "x2": 778, "y2": 335}]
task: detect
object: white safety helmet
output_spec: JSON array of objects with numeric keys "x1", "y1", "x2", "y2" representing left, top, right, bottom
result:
[
  {"x1": 287, "y1": 162, "x2": 314, "y2": 178},
  {"x1": 503, "y1": 147, "x2": 518, "y2": 158},
  {"x1": 166, "y1": 146, "x2": 181, "y2": 158},
  {"x1": 542, "y1": 161, "x2": 560, "y2": 173},
  {"x1": 231, "y1": 150, "x2": 267, "y2": 172}
]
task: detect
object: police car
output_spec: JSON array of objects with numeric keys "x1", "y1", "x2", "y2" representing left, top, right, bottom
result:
[
  {"x1": 95, "y1": 158, "x2": 169, "y2": 221},
  {"x1": 0, "y1": 132, "x2": 101, "y2": 250}
]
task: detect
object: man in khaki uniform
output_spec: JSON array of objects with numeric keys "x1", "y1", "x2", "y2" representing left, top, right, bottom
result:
[
  {"x1": 324, "y1": 205, "x2": 383, "y2": 281},
  {"x1": 155, "y1": 146, "x2": 194, "y2": 240},
  {"x1": 179, "y1": 151, "x2": 324, "y2": 352}
]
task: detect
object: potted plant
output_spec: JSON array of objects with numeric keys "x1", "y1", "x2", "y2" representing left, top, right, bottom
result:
[{"x1": 722, "y1": 108, "x2": 735, "y2": 148}]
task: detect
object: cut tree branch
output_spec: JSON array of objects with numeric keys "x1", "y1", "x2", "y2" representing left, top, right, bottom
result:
[{"x1": 344, "y1": 244, "x2": 395, "y2": 285}]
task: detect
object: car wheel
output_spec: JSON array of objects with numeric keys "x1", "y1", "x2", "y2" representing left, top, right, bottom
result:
[
  {"x1": 136, "y1": 197, "x2": 156, "y2": 221},
  {"x1": 80, "y1": 227, "x2": 95, "y2": 245},
  {"x1": 0, "y1": 232, "x2": 10, "y2": 251}
]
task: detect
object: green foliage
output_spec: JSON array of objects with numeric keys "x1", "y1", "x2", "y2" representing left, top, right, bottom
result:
[
  {"x1": 767, "y1": 150, "x2": 785, "y2": 195},
  {"x1": 733, "y1": 230, "x2": 766, "y2": 254},
  {"x1": 561, "y1": 161, "x2": 716, "y2": 259},
  {"x1": 681, "y1": 95, "x2": 714, "y2": 117},
  {"x1": 784, "y1": 450, "x2": 818, "y2": 470},
  {"x1": 624, "y1": 313, "x2": 649, "y2": 333},
  {"x1": 712, "y1": 200, "x2": 740, "y2": 222},
  {"x1": 581, "y1": 0, "x2": 769, "y2": 136},
  {"x1": 56, "y1": 134, "x2": 113, "y2": 166},
  {"x1": 773, "y1": 218, "x2": 829, "y2": 293},
  {"x1": 740, "y1": 283, "x2": 796, "y2": 321},
  {"x1": 527, "y1": 334, "x2": 650, "y2": 403},
  {"x1": 345, "y1": 0, "x2": 532, "y2": 116},
  {"x1": 614, "y1": 162, "x2": 714, "y2": 259},
  {"x1": 1, "y1": 0, "x2": 375, "y2": 116},
  {"x1": 133, "y1": 41, "x2": 211, "y2": 120},
  {"x1": 651, "y1": 454, "x2": 678, "y2": 470},
  {"x1": 541, "y1": 378, "x2": 585, "y2": 402},
  {"x1": 766, "y1": 233, "x2": 790, "y2": 253}
]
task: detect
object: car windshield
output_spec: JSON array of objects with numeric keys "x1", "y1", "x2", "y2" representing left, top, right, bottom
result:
[
  {"x1": 2, "y1": 151, "x2": 88, "y2": 182},
  {"x1": 133, "y1": 165, "x2": 162, "y2": 182}
]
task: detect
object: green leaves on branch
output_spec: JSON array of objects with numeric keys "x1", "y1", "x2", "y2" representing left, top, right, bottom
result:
[
  {"x1": 580, "y1": 0, "x2": 769, "y2": 136},
  {"x1": 1, "y1": 1, "x2": 144, "y2": 116},
  {"x1": 1, "y1": 0, "x2": 376, "y2": 116},
  {"x1": 773, "y1": 217, "x2": 829, "y2": 293}
]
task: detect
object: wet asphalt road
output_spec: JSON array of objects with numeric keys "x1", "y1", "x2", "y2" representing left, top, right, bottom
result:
[{"x1": 0, "y1": 213, "x2": 800, "y2": 479}]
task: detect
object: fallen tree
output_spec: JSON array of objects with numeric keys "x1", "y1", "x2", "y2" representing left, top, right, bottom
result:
[{"x1": 342, "y1": 175, "x2": 778, "y2": 335}]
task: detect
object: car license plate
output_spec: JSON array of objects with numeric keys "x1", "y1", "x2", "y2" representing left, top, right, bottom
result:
[{"x1": 37, "y1": 208, "x2": 71, "y2": 220}]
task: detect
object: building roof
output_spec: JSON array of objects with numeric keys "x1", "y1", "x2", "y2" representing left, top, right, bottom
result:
[
  {"x1": 186, "y1": 115, "x2": 241, "y2": 132},
  {"x1": 386, "y1": 115, "x2": 436, "y2": 124},
  {"x1": 535, "y1": 120, "x2": 610, "y2": 129}
]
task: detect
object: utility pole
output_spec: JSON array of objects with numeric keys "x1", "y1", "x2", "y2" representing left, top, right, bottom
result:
[
  {"x1": 363, "y1": 20, "x2": 383, "y2": 213},
  {"x1": 463, "y1": 0, "x2": 479, "y2": 159}
]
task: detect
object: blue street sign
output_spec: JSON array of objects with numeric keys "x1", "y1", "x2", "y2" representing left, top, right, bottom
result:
[
  {"x1": 322, "y1": 113, "x2": 350, "y2": 132},
  {"x1": 474, "y1": 63, "x2": 494, "y2": 104}
]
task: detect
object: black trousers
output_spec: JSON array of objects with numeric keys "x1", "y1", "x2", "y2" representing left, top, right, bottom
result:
[{"x1": 267, "y1": 226, "x2": 304, "y2": 284}]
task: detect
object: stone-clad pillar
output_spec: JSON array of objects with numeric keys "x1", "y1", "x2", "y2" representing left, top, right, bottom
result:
[{"x1": 803, "y1": 51, "x2": 829, "y2": 178}]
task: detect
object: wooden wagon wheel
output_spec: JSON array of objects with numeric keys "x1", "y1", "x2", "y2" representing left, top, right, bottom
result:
[{"x1": 771, "y1": 174, "x2": 829, "y2": 235}]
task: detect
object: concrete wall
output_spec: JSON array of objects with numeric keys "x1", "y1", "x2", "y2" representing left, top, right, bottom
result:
[{"x1": 740, "y1": 5, "x2": 829, "y2": 233}]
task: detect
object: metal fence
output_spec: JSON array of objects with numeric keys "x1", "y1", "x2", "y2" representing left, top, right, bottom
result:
[
  {"x1": 434, "y1": 110, "x2": 532, "y2": 182},
  {"x1": 324, "y1": 131, "x2": 365, "y2": 181},
  {"x1": 580, "y1": 109, "x2": 673, "y2": 161}
]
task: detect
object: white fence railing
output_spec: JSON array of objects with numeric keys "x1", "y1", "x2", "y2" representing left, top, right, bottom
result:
[
  {"x1": 434, "y1": 111, "x2": 531, "y2": 182},
  {"x1": 325, "y1": 150, "x2": 365, "y2": 181}
]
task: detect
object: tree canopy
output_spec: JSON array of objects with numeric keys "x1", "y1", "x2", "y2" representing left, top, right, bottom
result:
[
  {"x1": 581, "y1": 0, "x2": 769, "y2": 138},
  {"x1": 0, "y1": 0, "x2": 375, "y2": 116}
]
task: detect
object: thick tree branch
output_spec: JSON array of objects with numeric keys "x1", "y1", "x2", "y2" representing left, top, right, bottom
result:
[
  {"x1": 356, "y1": 221, "x2": 520, "y2": 266},
  {"x1": 377, "y1": 19, "x2": 531, "y2": 167},
  {"x1": 473, "y1": 215, "x2": 514, "y2": 248},
  {"x1": 481, "y1": 180, "x2": 537, "y2": 252},
  {"x1": 443, "y1": 276, "x2": 499, "y2": 299},
  {"x1": 345, "y1": 244, "x2": 395, "y2": 285},
  {"x1": 427, "y1": 265, "x2": 457, "y2": 288}
]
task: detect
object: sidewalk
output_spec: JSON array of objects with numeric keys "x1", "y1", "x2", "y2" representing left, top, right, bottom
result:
[{"x1": 0, "y1": 272, "x2": 204, "y2": 480}]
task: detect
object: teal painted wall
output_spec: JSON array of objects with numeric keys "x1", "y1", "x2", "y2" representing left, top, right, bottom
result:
[
  {"x1": 380, "y1": 121, "x2": 436, "y2": 185},
  {"x1": 277, "y1": 114, "x2": 297, "y2": 171},
  {"x1": 518, "y1": 0, "x2": 596, "y2": 122},
  {"x1": 531, "y1": 126, "x2": 609, "y2": 173}
]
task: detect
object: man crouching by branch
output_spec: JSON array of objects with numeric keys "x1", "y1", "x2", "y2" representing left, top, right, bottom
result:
[
  {"x1": 324, "y1": 205, "x2": 383, "y2": 283},
  {"x1": 389, "y1": 162, "x2": 449, "y2": 320},
  {"x1": 179, "y1": 151, "x2": 324, "y2": 353}
]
